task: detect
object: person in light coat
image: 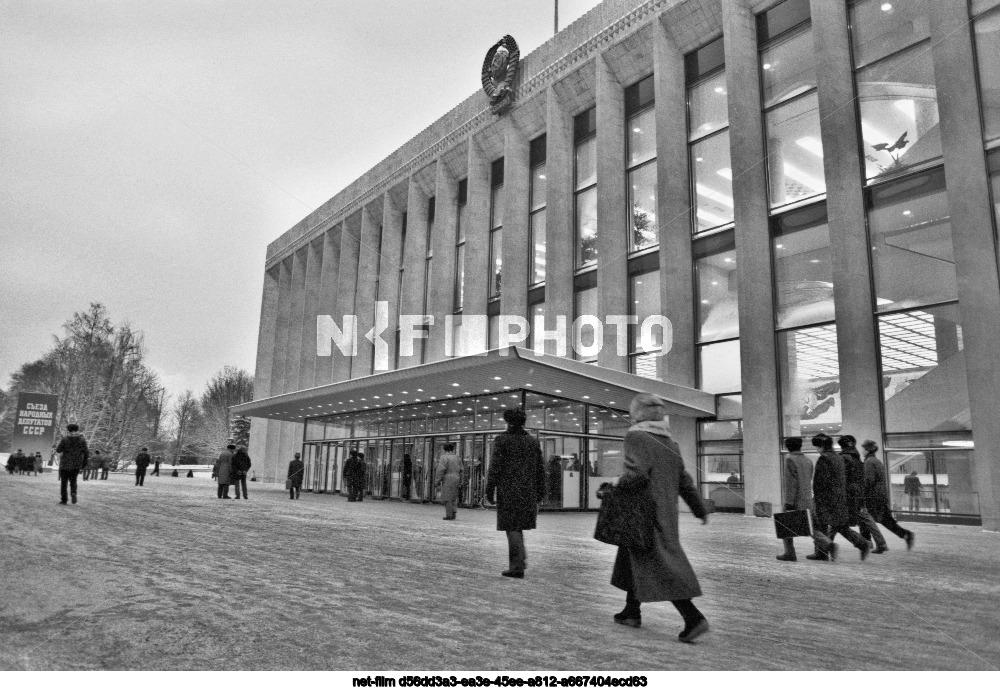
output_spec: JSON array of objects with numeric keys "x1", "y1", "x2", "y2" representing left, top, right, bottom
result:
[
  {"x1": 609, "y1": 393, "x2": 710, "y2": 643},
  {"x1": 435, "y1": 443, "x2": 463, "y2": 520},
  {"x1": 214, "y1": 444, "x2": 235, "y2": 499},
  {"x1": 776, "y1": 436, "x2": 835, "y2": 561}
]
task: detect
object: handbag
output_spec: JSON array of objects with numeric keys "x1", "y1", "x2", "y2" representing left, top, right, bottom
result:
[
  {"x1": 594, "y1": 481, "x2": 658, "y2": 553},
  {"x1": 285, "y1": 478, "x2": 293, "y2": 490},
  {"x1": 773, "y1": 509, "x2": 813, "y2": 539}
]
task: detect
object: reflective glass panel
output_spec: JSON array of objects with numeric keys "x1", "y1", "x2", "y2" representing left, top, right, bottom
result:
[
  {"x1": 699, "y1": 442, "x2": 745, "y2": 509},
  {"x1": 453, "y1": 243, "x2": 465, "y2": 310},
  {"x1": 627, "y1": 108, "x2": 656, "y2": 167},
  {"x1": 974, "y1": 0, "x2": 1000, "y2": 14},
  {"x1": 587, "y1": 438, "x2": 625, "y2": 508},
  {"x1": 868, "y1": 169, "x2": 955, "y2": 310},
  {"x1": 856, "y1": 46, "x2": 940, "y2": 181},
  {"x1": 688, "y1": 70, "x2": 729, "y2": 140},
  {"x1": 778, "y1": 324, "x2": 841, "y2": 438},
  {"x1": 629, "y1": 162, "x2": 658, "y2": 251},
  {"x1": 527, "y1": 301, "x2": 545, "y2": 350},
  {"x1": 773, "y1": 208, "x2": 834, "y2": 328},
  {"x1": 760, "y1": 28, "x2": 816, "y2": 108},
  {"x1": 490, "y1": 228, "x2": 502, "y2": 297},
  {"x1": 631, "y1": 269, "x2": 661, "y2": 351},
  {"x1": 765, "y1": 92, "x2": 826, "y2": 208},
  {"x1": 305, "y1": 419, "x2": 325, "y2": 440},
  {"x1": 699, "y1": 420, "x2": 742, "y2": 441},
  {"x1": 531, "y1": 163, "x2": 547, "y2": 211},
  {"x1": 540, "y1": 435, "x2": 583, "y2": 509},
  {"x1": 531, "y1": 211, "x2": 546, "y2": 285},
  {"x1": 587, "y1": 406, "x2": 629, "y2": 437},
  {"x1": 488, "y1": 314, "x2": 500, "y2": 350},
  {"x1": 699, "y1": 340, "x2": 742, "y2": 394},
  {"x1": 630, "y1": 353, "x2": 659, "y2": 380},
  {"x1": 879, "y1": 304, "x2": 970, "y2": 434},
  {"x1": 695, "y1": 236, "x2": 739, "y2": 342},
  {"x1": 574, "y1": 285, "x2": 598, "y2": 362},
  {"x1": 974, "y1": 10, "x2": 1000, "y2": 146},
  {"x1": 692, "y1": 130, "x2": 734, "y2": 232},
  {"x1": 490, "y1": 184, "x2": 504, "y2": 229},
  {"x1": 576, "y1": 186, "x2": 598, "y2": 267},
  {"x1": 575, "y1": 137, "x2": 597, "y2": 190},
  {"x1": 850, "y1": 0, "x2": 930, "y2": 69}
]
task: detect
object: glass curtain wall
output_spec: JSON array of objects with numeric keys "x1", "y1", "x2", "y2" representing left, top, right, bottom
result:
[
  {"x1": 628, "y1": 252, "x2": 661, "y2": 378},
  {"x1": 772, "y1": 203, "x2": 842, "y2": 440},
  {"x1": 450, "y1": 179, "x2": 468, "y2": 357},
  {"x1": 530, "y1": 136, "x2": 547, "y2": 286},
  {"x1": 394, "y1": 212, "x2": 407, "y2": 370},
  {"x1": 573, "y1": 270, "x2": 598, "y2": 363},
  {"x1": 370, "y1": 223, "x2": 384, "y2": 374},
  {"x1": 759, "y1": 0, "x2": 825, "y2": 210},
  {"x1": 973, "y1": 4, "x2": 1000, "y2": 148},
  {"x1": 489, "y1": 158, "x2": 504, "y2": 300},
  {"x1": 849, "y1": 0, "x2": 941, "y2": 182},
  {"x1": 575, "y1": 108, "x2": 598, "y2": 268},
  {"x1": 300, "y1": 390, "x2": 630, "y2": 510},
  {"x1": 866, "y1": 169, "x2": 975, "y2": 518},
  {"x1": 686, "y1": 37, "x2": 734, "y2": 234},
  {"x1": 626, "y1": 75, "x2": 658, "y2": 252},
  {"x1": 422, "y1": 197, "x2": 435, "y2": 363}
]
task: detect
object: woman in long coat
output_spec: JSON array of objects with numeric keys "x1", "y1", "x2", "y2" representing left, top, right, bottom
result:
[
  {"x1": 610, "y1": 393, "x2": 709, "y2": 643},
  {"x1": 485, "y1": 408, "x2": 545, "y2": 578},
  {"x1": 214, "y1": 444, "x2": 235, "y2": 499},
  {"x1": 435, "y1": 443, "x2": 462, "y2": 520}
]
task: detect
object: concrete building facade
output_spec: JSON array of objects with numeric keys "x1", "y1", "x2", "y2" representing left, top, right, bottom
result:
[{"x1": 236, "y1": 0, "x2": 1000, "y2": 530}]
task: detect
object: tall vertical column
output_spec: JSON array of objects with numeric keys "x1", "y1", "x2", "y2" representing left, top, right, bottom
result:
[
  {"x1": 723, "y1": 0, "x2": 783, "y2": 514},
  {"x1": 398, "y1": 174, "x2": 430, "y2": 369},
  {"x1": 427, "y1": 163, "x2": 458, "y2": 362},
  {"x1": 653, "y1": 21, "x2": 698, "y2": 475},
  {"x1": 249, "y1": 266, "x2": 280, "y2": 482},
  {"x1": 596, "y1": 54, "x2": 628, "y2": 372},
  {"x1": 265, "y1": 257, "x2": 293, "y2": 478},
  {"x1": 379, "y1": 194, "x2": 404, "y2": 370},
  {"x1": 352, "y1": 203, "x2": 383, "y2": 379},
  {"x1": 300, "y1": 238, "x2": 323, "y2": 390},
  {"x1": 277, "y1": 247, "x2": 308, "y2": 467},
  {"x1": 464, "y1": 138, "x2": 492, "y2": 353},
  {"x1": 315, "y1": 224, "x2": 342, "y2": 386},
  {"x1": 544, "y1": 86, "x2": 575, "y2": 356},
  {"x1": 501, "y1": 119, "x2": 530, "y2": 327},
  {"x1": 811, "y1": 0, "x2": 884, "y2": 449},
  {"x1": 332, "y1": 212, "x2": 362, "y2": 383},
  {"x1": 932, "y1": 0, "x2": 1000, "y2": 531}
]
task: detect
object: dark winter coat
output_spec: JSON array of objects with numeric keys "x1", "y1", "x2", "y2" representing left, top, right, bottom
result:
[
  {"x1": 840, "y1": 448, "x2": 864, "y2": 525},
  {"x1": 813, "y1": 449, "x2": 849, "y2": 527},
  {"x1": 782, "y1": 452, "x2": 814, "y2": 511},
  {"x1": 135, "y1": 452, "x2": 151, "y2": 471},
  {"x1": 56, "y1": 434, "x2": 90, "y2": 471},
  {"x1": 863, "y1": 452, "x2": 891, "y2": 520},
  {"x1": 903, "y1": 474, "x2": 922, "y2": 496},
  {"x1": 486, "y1": 428, "x2": 544, "y2": 531},
  {"x1": 214, "y1": 449, "x2": 234, "y2": 485},
  {"x1": 287, "y1": 459, "x2": 304, "y2": 488},
  {"x1": 10, "y1": 451, "x2": 27, "y2": 472},
  {"x1": 610, "y1": 424, "x2": 706, "y2": 602},
  {"x1": 231, "y1": 449, "x2": 252, "y2": 476}
]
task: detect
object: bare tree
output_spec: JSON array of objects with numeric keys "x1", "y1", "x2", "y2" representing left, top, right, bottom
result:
[
  {"x1": 189, "y1": 366, "x2": 253, "y2": 456},
  {"x1": 171, "y1": 390, "x2": 200, "y2": 464}
]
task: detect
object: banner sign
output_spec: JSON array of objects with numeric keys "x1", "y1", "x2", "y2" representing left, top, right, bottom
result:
[{"x1": 10, "y1": 392, "x2": 59, "y2": 463}]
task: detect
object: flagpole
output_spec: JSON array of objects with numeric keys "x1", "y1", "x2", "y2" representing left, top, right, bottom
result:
[{"x1": 554, "y1": 0, "x2": 559, "y2": 34}]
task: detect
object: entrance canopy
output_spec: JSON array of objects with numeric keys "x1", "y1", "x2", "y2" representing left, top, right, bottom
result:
[{"x1": 234, "y1": 348, "x2": 716, "y2": 423}]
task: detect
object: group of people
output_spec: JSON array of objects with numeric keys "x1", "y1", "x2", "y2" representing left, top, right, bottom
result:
[
  {"x1": 213, "y1": 443, "x2": 253, "y2": 499},
  {"x1": 779, "y1": 433, "x2": 916, "y2": 562},
  {"x1": 341, "y1": 450, "x2": 367, "y2": 502},
  {"x1": 5, "y1": 449, "x2": 44, "y2": 475},
  {"x1": 82, "y1": 450, "x2": 112, "y2": 480}
]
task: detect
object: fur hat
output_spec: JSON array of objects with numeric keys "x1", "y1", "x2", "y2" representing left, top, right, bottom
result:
[
  {"x1": 630, "y1": 392, "x2": 669, "y2": 423},
  {"x1": 862, "y1": 439, "x2": 879, "y2": 452}
]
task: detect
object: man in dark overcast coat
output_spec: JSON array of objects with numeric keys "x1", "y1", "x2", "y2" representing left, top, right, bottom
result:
[
  {"x1": 55, "y1": 423, "x2": 89, "y2": 504},
  {"x1": 486, "y1": 408, "x2": 545, "y2": 579}
]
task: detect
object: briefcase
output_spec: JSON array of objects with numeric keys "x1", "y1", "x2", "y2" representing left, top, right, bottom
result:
[{"x1": 773, "y1": 509, "x2": 813, "y2": 539}]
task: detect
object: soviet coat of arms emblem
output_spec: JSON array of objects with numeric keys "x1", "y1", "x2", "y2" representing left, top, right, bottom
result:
[{"x1": 482, "y1": 35, "x2": 520, "y2": 115}]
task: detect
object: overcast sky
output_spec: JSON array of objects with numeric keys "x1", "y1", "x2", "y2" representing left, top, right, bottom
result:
[{"x1": 0, "y1": 0, "x2": 602, "y2": 399}]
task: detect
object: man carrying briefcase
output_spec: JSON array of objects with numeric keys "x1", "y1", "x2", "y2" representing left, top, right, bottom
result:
[{"x1": 775, "y1": 436, "x2": 836, "y2": 562}]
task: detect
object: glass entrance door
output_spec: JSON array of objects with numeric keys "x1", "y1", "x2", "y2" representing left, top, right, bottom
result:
[{"x1": 539, "y1": 435, "x2": 583, "y2": 509}]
